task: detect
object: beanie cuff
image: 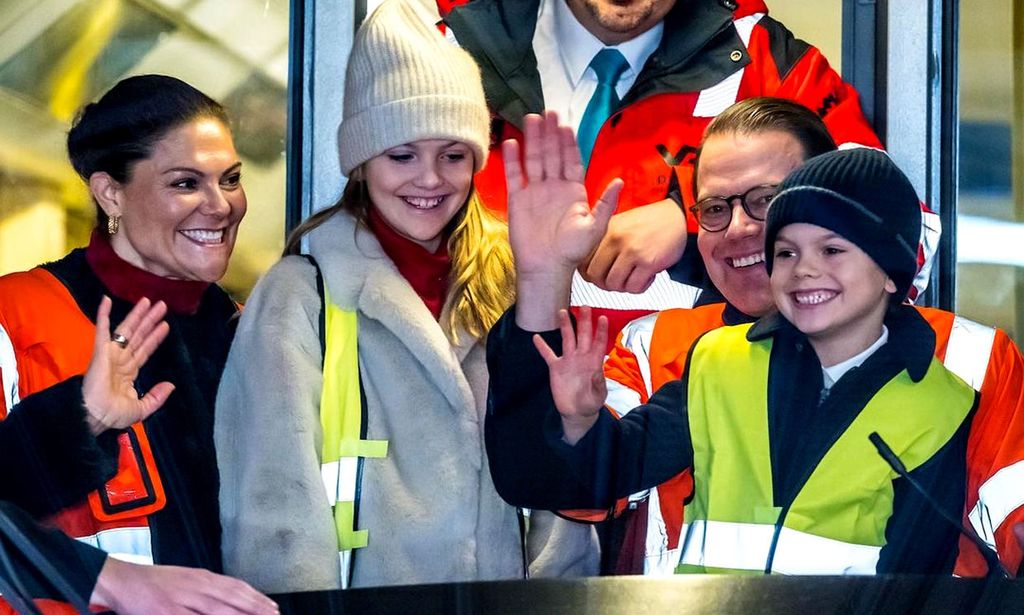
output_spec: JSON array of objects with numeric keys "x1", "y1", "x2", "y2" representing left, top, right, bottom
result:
[
  {"x1": 766, "y1": 188, "x2": 919, "y2": 299},
  {"x1": 338, "y1": 95, "x2": 490, "y2": 176}
]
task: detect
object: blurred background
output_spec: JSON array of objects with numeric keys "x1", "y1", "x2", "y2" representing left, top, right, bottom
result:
[{"x1": 0, "y1": 0, "x2": 288, "y2": 298}]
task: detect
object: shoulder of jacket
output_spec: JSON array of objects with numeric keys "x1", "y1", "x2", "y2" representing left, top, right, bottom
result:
[{"x1": 0, "y1": 268, "x2": 75, "y2": 319}]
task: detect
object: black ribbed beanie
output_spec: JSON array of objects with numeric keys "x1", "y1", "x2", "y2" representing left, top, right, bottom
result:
[{"x1": 764, "y1": 148, "x2": 921, "y2": 300}]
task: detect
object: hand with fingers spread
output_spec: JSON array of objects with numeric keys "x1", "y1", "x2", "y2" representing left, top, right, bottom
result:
[
  {"x1": 580, "y1": 198, "x2": 688, "y2": 294},
  {"x1": 91, "y1": 558, "x2": 280, "y2": 615},
  {"x1": 532, "y1": 307, "x2": 609, "y2": 445},
  {"x1": 503, "y1": 111, "x2": 623, "y2": 278},
  {"x1": 82, "y1": 296, "x2": 175, "y2": 435}
]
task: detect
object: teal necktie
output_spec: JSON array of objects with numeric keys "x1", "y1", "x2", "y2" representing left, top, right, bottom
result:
[{"x1": 577, "y1": 48, "x2": 629, "y2": 167}]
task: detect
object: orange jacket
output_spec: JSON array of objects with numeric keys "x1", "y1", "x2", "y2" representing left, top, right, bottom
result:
[
  {"x1": 0, "y1": 267, "x2": 165, "y2": 613},
  {"x1": 916, "y1": 307, "x2": 1024, "y2": 576},
  {"x1": 439, "y1": 0, "x2": 903, "y2": 348}
]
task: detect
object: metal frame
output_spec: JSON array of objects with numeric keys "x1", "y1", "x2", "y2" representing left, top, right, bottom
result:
[
  {"x1": 841, "y1": 0, "x2": 886, "y2": 134},
  {"x1": 285, "y1": 0, "x2": 308, "y2": 236},
  {"x1": 286, "y1": 0, "x2": 362, "y2": 236},
  {"x1": 845, "y1": 0, "x2": 958, "y2": 309}
]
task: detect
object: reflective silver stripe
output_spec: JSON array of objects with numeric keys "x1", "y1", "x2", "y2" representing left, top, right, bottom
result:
[
  {"x1": 605, "y1": 381, "x2": 643, "y2": 420},
  {"x1": 679, "y1": 520, "x2": 880, "y2": 574},
  {"x1": 77, "y1": 527, "x2": 153, "y2": 565},
  {"x1": 643, "y1": 486, "x2": 682, "y2": 576},
  {"x1": 325, "y1": 459, "x2": 359, "y2": 587},
  {"x1": 942, "y1": 315, "x2": 995, "y2": 391},
  {"x1": 771, "y1": 527, "x2": 879, "y2": 575},
  {"x1": 605, "y1": 313, "x2": 657, "y2": 415},
  {"x1": 913, "y1": 209, "x2": 942, "y2": 300},
  {"x1": 693, "y1": 13, "x2": 763, "y2": 117},
  {"x1": 321, "y1": 458, "x2": 359, "y2": 505},
  {"x1": 605, "y1": 315, "x2": 657, "y2": 508},
  {"x1": 0, "y1": 324, "x2": 19, "y2": 411},
  {"x1": 339, "y1": 550, "x2": 353, "y2": 590},
  {"x1": 570, "y1": 271, "x2": 700, "y2": 311},
  {"x1": 968, "y1": 460, "x2": 1024, "y2": 550}
]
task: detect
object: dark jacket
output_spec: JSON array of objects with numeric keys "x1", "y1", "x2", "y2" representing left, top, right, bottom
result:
[
  {"x1": 486, "y1": 305, "x2": 975, "y2": 574},
  {"x1": 0, "y1": 248, "x2": 237, "y2": 571}
]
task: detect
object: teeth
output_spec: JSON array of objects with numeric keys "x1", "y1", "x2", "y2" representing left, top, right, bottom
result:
[
  {"x1": 730, "y1": 252, "x2": 765, "y2": 268},
  {"x1": 180, "y1": 229, "x2": 224, "y2": 243},
  {"x1": 404, "y1": 196, "x2": 444, "y2": 209},
  {"x1": 794, "y1": 290, "x2": 837, "y2": 305}
]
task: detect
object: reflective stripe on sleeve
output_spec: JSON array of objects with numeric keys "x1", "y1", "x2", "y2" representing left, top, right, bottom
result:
[
  {"x1": 679, "y1": 520, "x2": 880, "y2": 575},
  {"x1": 942, "y1": 315, "x2": 996, "y2": 391},
  {"x1": 643, "y1": 486, "x2": 681, "y2": 576},
  {"x1": 605, "y1": 313, "x2": 658, "y2": 415},
  {"x1": 77, "y1": 527, "x2": 153, "y2": 565},
  {"x1": 605, "y1": 381, "x2": 643, "y2": 418},
  {"x1": 570, "y1": 271, "x2": 701, "y2": 311},
  {"x1": 968, "y1": 459, "x2": 1024, "y2": 550},
  {"x1": 0, "y1": 324, "x2": 19, "y2": 413}
]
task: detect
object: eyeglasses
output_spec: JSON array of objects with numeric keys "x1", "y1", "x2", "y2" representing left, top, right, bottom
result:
[{"x1": 689, "y1": 184, "x2": 778, "y2": 232}]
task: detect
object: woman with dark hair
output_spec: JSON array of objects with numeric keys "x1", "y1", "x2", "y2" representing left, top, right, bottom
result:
[{"x1": 0, "y1": 74, "x2": 268, "y2": 611}]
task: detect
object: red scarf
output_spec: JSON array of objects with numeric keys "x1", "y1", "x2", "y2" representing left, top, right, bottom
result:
[
  {"x1": 85, "y1": 231, "x2": 210, "y2": 315},
  {"x1": 367, "y1": 209, "x2": 452, "y2": 320}
]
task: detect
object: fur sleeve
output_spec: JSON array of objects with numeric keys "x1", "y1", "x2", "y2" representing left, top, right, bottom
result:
[{"x1": 214, "y1": 256, "x2": 342, "y2": 593}]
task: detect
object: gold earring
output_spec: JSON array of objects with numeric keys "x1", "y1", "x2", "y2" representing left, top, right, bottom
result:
[{"x1": 107, "y1": 215, "x2": 120, "y2": 235}]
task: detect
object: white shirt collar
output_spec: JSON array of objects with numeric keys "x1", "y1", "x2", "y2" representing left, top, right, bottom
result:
[
  {"x1": 822, "y1": 326, "x2": 890, "y2": 389},
  {"x1": 552, "y1": 0, "x2": 664, "y2": 87}
]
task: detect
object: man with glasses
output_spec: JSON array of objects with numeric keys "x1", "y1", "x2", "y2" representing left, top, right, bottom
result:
[
  {"x1": 488, "y1": 97, "x2": 1024, "y2": 577},
  {"x1": 563, "y1": 97, "x2": 839, "y2": 573},
  {"x1": 436, "y1": 0, "x2": 884, "y2": 342}
]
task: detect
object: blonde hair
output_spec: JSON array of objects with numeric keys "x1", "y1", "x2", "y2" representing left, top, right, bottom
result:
[{"x1": 284, "y1": 175, "x2": 514, "y2": 344}]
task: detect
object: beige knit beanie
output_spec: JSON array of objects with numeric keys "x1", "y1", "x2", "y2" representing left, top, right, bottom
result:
[{"x1": 338, "y1": 0, "x2": 490, "y2": 176}]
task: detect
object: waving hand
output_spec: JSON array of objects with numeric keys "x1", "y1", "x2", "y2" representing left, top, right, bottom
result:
[{"x1": 82, "y1": 296, "x2": 175, "y2": 435}]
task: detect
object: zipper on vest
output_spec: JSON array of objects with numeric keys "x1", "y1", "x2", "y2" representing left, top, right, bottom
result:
[
  {"x1": 517, "y1": 508, "x2": 529, "y2": 578},
  {"x1": 763, "y1": 393, "x2": 860, "y2": 574}
]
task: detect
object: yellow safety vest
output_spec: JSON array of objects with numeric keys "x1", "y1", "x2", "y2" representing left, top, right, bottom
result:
[
  {"x1": 312, "y1": 260, "x2": 388, "y2": 589},
  {"x1": 678, "y1": 324, "x2": 975, "y2": 575}
]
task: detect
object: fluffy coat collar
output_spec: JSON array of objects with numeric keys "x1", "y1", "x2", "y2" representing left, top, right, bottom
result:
[{"x1": 308, "y1": 211, "x2": 478, "y2": 416}]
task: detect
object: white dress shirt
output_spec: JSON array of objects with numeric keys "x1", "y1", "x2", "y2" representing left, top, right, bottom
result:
[
  {"x1": 821, "y1": 326, "x2": 890, "y2": 393},
  {"x1": 532, "y1": 0, "x2": 663, "y2": 134}
]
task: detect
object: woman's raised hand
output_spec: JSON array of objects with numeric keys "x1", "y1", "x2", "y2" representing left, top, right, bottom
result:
[
  {"x1": 532, "y1": 307, "x2": 609, "y2": 445},
  {"x1": 82, "y1": 296, "x2": 175, "y2": 435},
  {"x1": 503, "y1": 111, "x2": 623, "y2": 279}
]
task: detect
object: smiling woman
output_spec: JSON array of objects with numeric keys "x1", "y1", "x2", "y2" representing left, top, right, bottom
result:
[
  {"x1": 363, "y1": 139, "x2": 474, "y2": 253},
  {"x1": 0, "y1": 75, "x2": 248, "y2": 581},
  {"x1": 88, "y1": 118, "x2": 246, "y2": 282}
]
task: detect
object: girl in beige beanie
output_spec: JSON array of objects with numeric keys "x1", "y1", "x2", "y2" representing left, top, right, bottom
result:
[{"x1": 215, "y1": 0, "x2": 598, "y2": 593}]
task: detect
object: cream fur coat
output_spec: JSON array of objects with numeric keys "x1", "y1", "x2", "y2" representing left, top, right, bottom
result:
[{"x1": 215, "y1": 211, "x2": 597, "y2": 593}]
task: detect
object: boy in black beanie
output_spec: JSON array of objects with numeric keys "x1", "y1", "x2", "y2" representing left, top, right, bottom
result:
[
  {"x1": 490, "y1": 146, "x2": 978, "y2": 575},
  {"x1": 764, "y1": 147, "x2": 921, "y2": 367}
]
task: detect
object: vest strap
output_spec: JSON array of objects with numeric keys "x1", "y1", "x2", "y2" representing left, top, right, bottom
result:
[{"x1": 308, "y1": 257, "x2": 389, "y2": 588}]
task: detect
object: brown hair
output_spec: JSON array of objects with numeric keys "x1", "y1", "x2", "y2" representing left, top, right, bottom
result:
[{"x1": 692, "y1": 97, "x2": 838, "y2": 197}]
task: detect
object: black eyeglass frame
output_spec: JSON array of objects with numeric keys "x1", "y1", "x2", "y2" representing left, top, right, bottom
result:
[{"x1": 689, "y1": 183, "x2": 778, "y2": 232}]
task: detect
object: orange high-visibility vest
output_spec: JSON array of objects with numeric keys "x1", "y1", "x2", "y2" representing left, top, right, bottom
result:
[{"x1": 0, "y1": 267, "x2": 166, "y2": 613}]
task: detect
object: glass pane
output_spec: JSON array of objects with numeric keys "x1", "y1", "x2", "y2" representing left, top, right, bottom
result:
[
  {"x1": 956, "y1": 0, "x2": 1022, "y2": 343},
  {"x1": 0, "y1": 0, "x2": 290, "y2": 299}
]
